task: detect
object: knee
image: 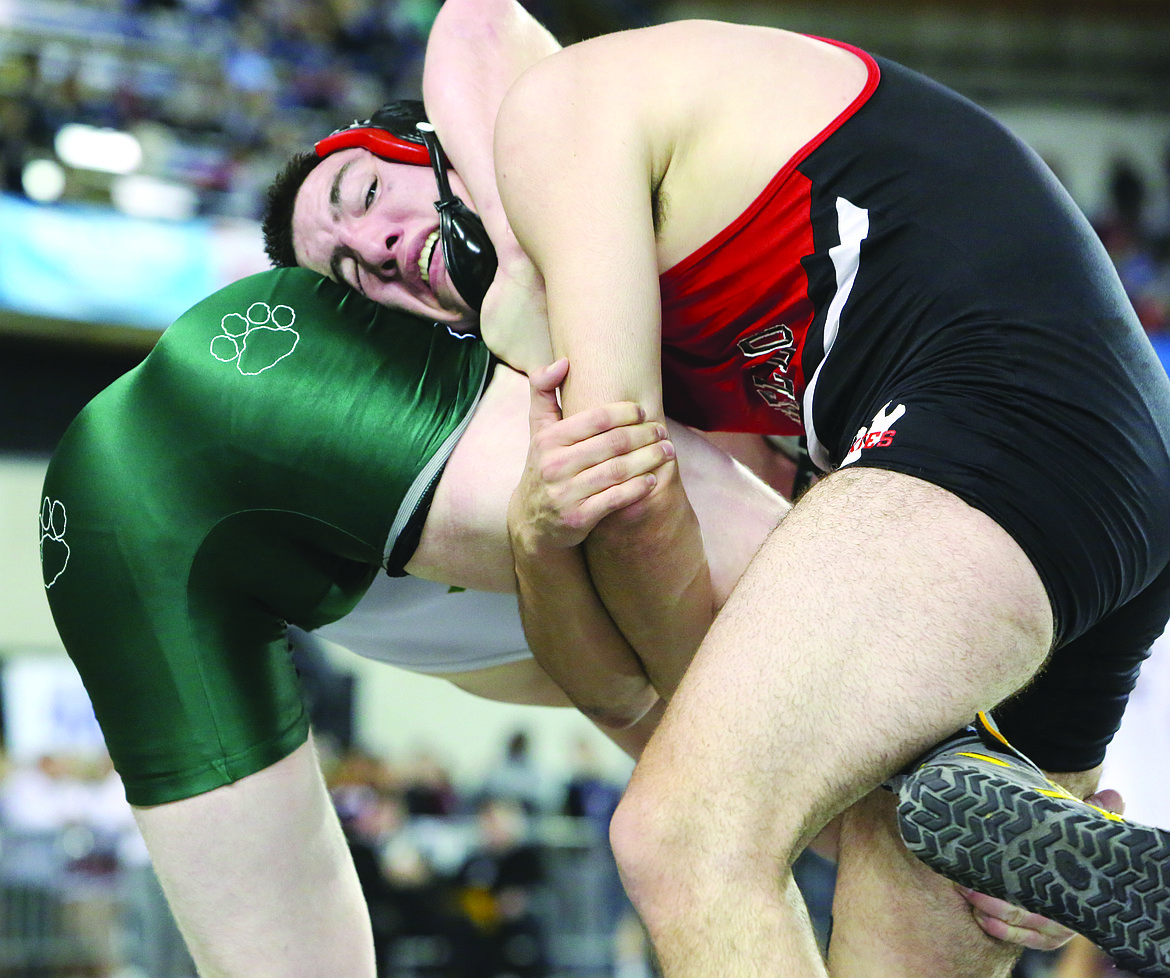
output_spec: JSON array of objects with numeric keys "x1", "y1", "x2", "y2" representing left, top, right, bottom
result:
[
  {"x1": 608, "y1": 780, "x2": 677, "y2": 916},
  {"x1": 609, "y1": 772, "x2": 802, "y2": 928}
]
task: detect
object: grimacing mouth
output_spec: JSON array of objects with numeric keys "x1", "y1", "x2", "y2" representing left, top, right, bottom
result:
[{"x1": 419, "y1": 229, "x2": 440, "y2": 289}]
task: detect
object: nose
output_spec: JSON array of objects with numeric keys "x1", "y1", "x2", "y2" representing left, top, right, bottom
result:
[{"x1": 343, "y1": 224, "x2": 401, "y2": 271}]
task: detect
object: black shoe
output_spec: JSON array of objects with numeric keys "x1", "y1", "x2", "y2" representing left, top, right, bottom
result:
[{"x1": 897, "y1": 712, "x2": 1170, "y2": 977}]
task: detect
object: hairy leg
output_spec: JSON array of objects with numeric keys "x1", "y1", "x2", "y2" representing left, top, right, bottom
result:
[
  {"x1": 609, "y1": 467, "x2": 1054, "y2": 978},
  {"x1": 830, "y1": 767, "x2": 1105, "y2": 976},
  {"x1": 831, "y1": 788, "x2": 1018, "y2": 977}
]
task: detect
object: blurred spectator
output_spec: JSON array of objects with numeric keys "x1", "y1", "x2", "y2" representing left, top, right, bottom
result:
[
  {"x1": 1093, "y1": 157, "x2": 1168, "y2": 334},
  {"x1": 0, "y1": 753, "x2": 143, "y2": 976},
  {"x1": 402, "y1": 744, "x2": 460, "y2": 817},
  {"x1": 482, "y1": 730, "x2": 548, "y2": 816},
  {"x1": 340, "y1": 783, "x2": 477, "y2": 977},
  {"x1": 0, "y1": 96, "x2": 36, "y2": 194},
  {"x1": 455, "y1": 796, "x2": 549, "y2": 978},
  {"x1": 563, "y1": 737, "x2": 623, "y2": 827},
  {"x1": 561, "y1": 738, "x2": 653, "y2": 976}
]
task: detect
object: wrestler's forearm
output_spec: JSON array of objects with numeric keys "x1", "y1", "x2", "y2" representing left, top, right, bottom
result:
[
  {"x1": 586, "y1": 470, "x2": 715, "y2": 701},
  {"x1": 491, "y1": 50, "x2": 717, "y2": 695},
  {"x1": 133, "y1": 737, "x2": 374, "y2": 978},
  {"x1": 512, "y1": 527, "x2": 660, "y2": 729}
]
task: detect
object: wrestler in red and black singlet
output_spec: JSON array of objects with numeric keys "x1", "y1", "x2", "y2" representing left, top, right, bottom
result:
[{"x1": 659, "y1": 42, "x2": 1170, "y2": 774}]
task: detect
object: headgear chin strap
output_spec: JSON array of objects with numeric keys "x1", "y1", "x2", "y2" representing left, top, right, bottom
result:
[
  {"x1": 315, "y1": 115, "x2": 497, "y2": 312},
  {"x1": 414, "y1": 124, "x2": 497, "y2": 314}
]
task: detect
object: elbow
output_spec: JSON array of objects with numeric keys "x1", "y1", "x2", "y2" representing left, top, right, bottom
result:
[{"x1": 577, "y1": 687, "x2": 660, "y2": 731}]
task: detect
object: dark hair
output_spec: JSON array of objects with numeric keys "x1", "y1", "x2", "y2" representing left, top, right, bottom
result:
[
  {"x1": 262, "y1": 151, "x2": 322, "y2": 268},
  {"x1": 260, "y1": 100, "x2": 432, "y2": 269},
  {"x1": 368, "y1": 99, "x2": 430, "y2": 144}
]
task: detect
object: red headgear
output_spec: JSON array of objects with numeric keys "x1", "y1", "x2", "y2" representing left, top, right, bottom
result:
[
  {"x1": 311, "y1": 113, "x2": 497, "y2": 312},
  {"x1": 314, "y1": 124, "x2": 432, "y2": 167}
]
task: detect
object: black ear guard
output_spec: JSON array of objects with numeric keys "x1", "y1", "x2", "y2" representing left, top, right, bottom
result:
[
  {"x1": 415, "y1": 124, "x2": 496, "y2": 313},
  {"x1": 315, "y1": 115, "x2": 498, "y2": 312}
]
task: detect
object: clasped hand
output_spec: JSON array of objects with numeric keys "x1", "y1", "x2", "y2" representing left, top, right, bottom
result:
[{"x1": 506, "y1": 358, "x2": 675, "y2": 554}]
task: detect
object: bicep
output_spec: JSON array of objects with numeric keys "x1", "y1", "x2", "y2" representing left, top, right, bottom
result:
[{"x1": 494, "y1": 46, "x2": 666, "y2": 420}]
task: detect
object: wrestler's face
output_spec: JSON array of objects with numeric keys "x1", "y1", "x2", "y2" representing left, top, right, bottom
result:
[{"x1": 293, "y1": 147, "x2": 478, "y2": 327}]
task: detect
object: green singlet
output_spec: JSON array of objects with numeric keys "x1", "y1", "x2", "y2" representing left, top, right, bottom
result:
[{"x1": 40, "y1": 268, "x2": 492, "y2": 806}]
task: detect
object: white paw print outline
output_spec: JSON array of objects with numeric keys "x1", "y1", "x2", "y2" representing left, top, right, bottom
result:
[
  {"x1": 210, "y1": 301, "x2": 301, "y2": 376},
  {"x1": 40, "y1": 496, "x2": 70, "y2": 589}
]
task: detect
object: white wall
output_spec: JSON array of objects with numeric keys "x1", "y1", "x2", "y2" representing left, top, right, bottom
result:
[
  {"x1": 0, "y1": 455, "x2": 58, "y2": 651},
  {"x1": 337, "y1": 649, "x2": 633, "y2": 792}
]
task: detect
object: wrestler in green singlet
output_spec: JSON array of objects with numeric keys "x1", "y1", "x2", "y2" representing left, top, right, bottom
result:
[{"x1": 40, "y1": 267, "x2": 492, "y2": 806}]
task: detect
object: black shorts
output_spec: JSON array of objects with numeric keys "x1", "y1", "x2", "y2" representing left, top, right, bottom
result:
[{"x1": 799, "y1": 57, "x2": 1170, "y2": 771}]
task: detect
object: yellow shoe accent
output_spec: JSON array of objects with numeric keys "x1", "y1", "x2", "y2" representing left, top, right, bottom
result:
[
  {"x1": 976, "y1": 711, "x2": 1014, "y2": 750},
  {"x1": 958, "y1": 751, "x2": 1011, "y2": 767},
  {"x1": 1037, "y1": 788, "x2": 1126, "y2": 822}
]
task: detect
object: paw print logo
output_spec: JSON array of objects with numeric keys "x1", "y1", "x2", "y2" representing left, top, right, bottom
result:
[
  {"x1": 40, "y1": 497, "x2": 70, "y2": 589},
  {"x1": 210, "y1": 302, "x2": 300, "y2": 375}
]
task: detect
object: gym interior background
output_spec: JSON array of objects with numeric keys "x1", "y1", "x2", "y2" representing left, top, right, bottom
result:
[{"x1": 0, "y1": 0, "x2": 1168, "y2": 975}]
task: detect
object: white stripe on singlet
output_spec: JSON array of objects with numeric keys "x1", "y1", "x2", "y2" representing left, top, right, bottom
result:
[{"x1": 803, "y1": 196, "x2": 870, "y2": 472}]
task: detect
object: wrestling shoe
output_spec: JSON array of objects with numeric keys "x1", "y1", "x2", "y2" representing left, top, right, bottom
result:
[{"x1": 896, "y1": 712, "x2": 1170, "y2": 978}]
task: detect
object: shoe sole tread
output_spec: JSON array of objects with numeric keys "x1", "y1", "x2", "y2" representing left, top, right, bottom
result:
[{"x1": 899, "y1": 763, "x2": 1170, "y2": 977}]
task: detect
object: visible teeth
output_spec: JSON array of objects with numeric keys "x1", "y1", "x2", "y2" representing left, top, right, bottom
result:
[{"x1": 419, "y1": 230, "x2": 440, "y2": 288}]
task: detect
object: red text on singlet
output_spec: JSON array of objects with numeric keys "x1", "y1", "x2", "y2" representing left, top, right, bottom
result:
[{"x1": 658, "y1": 39, "x2": 879, "y2": 436}]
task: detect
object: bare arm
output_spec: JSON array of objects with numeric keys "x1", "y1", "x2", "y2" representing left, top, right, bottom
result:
[
  {"x1": 422, "y1": 0, "x2": 697, "y2": 710},
  {"x1": 412, "y1": 364, "x2": 786, "y2": 718},
  {"x1": 493, "y1": 38, "x2": 712, "y2": 699},
  {"x1": 507, "y1": 359, "x2": 671, "y2": 729},
  {"x1": 133, "y1": 736, "x2": 374, "y2": 978},
  {"x1": 422, "y1": 0, "x2": 559, "y2": 255}
]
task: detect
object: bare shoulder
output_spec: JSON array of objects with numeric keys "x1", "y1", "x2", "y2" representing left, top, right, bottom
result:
[
  {"x1": 495, "y1": 21, "x2": 871, "y2": 267},
  {"x1": 498, "y1": 20, "x2": 860, "y2": 130}
]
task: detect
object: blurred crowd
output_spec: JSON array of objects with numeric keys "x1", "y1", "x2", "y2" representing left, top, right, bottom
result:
[
  {"x1": 0, "y1": 0, "x2": 650, "y2": 221},
  {"x1": 324, "y1": 730, "x2": 637, "y2": 978},
  {"x1": 0, "y1": 729, "x2": 641, "y2": 978}
]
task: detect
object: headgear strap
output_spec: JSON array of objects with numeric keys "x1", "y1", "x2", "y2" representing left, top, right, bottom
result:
[{"x1": 315, "y1": 125, "x2": 431, "y2": 167}]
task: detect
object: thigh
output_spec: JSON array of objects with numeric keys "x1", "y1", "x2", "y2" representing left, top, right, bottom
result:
[{"x1": 629, "y1": 465, "x2": 1054, "y2": 855}]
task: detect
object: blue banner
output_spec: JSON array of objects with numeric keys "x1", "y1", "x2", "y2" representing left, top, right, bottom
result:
[{"x1": 0, "y1": 194, "x2": 268, "y2": 330}]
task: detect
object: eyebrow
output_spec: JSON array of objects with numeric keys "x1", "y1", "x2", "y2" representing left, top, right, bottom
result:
[
  {"x1": 326, "y1": 160, "x2": 357, "y2": 287},
  {"x1": 329, "y1": 159, "x2": 355, "y2": 214}
]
